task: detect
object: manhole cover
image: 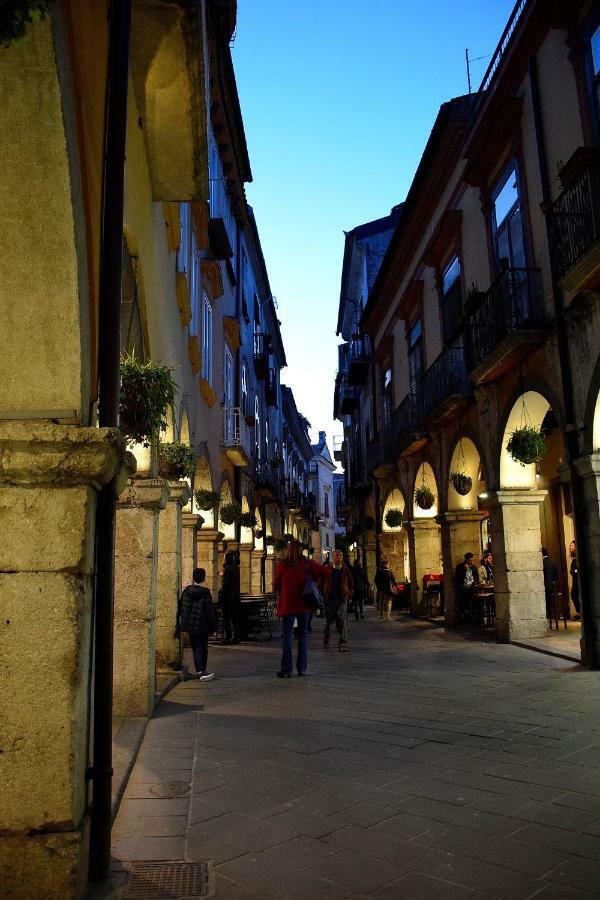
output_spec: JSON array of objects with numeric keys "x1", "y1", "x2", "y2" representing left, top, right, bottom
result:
[
  {"x1": 123, "y1": 862, "x2": 212, "y2": 898},
  {"x1": 148, "y1": 781, "x2": 190, "y2": 799}
]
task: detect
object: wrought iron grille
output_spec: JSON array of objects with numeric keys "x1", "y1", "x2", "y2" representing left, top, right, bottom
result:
[
  {"x1": 392, "y1": 395, "x2": 422, "y2": 447},
  {"x1": 466, "y1": 267, "x2": 543, "y2": 370},
  {"x1": 349, "y1": 333, "x2": 371, "y2": 362},
  {"x1": 549, "y1": 152, "x2": 600, "y2": 282},
  {"x1": 420, "y1": 346, "x2": 470, "y2": 421},
  {"x1": 124, "y1": 862, "x2": 211, "y2": 898}
]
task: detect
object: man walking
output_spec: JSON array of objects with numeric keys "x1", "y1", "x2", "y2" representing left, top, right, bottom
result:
[
  {"x1": 323, "y1": 549, "x2": 353, "y2": 652},
  {"x1": 221, "y1": 550, "x2": 241, "y2": 643},
  {"x1": 351, "y1": 558, "x2": 367, "y2": 621},
  {"x1": 176, "y1": 567, "x2": 217, "y2": 681},
  {"x1": 374, "y1": 560, "x2": 397, "y2": 621}
]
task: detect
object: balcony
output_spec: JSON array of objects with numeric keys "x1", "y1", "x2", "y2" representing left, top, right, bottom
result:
[
  {"x1": 285, "y1": 484, "x2": 302, "y2": 512},
  {"x1": 333, "y1": 435, "x2": 346, "y2": 462},
  {"x1": 366, "y1": 429, "x2": 395, "y2": 478},
  {"x1": 420, "y1": 346, "x2": 471, "y2": 427},
  {"x1": 466, "y1": 267, "x2": 545, "y2": 385},
  {"x1": 339, "y1": 380, "x2": 359, "y2": 415},
  {"x1": 254, "y1": 459, "x2": 281, "y2": 500},
  {"x1": 221, "y1": 407, "x2": 251, "y2": 467},
  {"x1": 347, "y1": 334, "x2": 371, "y2": 386},
  {"x1": 253, "y1": 332, "x2": 270, "y2": 379},
  {"x1": 392, "y1": 395, "x2": 427, "y2": 456},
  {"x1": 549, "y1": 148, "x2": 600, "y2": 292}
]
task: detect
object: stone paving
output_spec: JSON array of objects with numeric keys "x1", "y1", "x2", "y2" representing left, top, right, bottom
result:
[{"x1": 105, "y1": 611, "x2": 600, "y2": 899}]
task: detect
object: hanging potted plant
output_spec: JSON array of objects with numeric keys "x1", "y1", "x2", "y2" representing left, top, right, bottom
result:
[
  {"x1": 194, "y1": 488, "x2": 220, "y2": 511},
  {"x1": 450, "y1": 471, "x2": 473, "y2": 496},
  {"x1": 240, "y1": 510, "x2": 257, "y2": 529},
  {"x1": 265, "y1": 535, "x2": 274, "y2": 547},
  {"x1": 273, "y1": 538, "x2": 287, "y2": 552},
  {"x1": 158, "y1": 441, "x2": 196, "y2": 480},
  {"x1": 219, "y1": 501, "x2": 242, "y2": 525},
  {"x1": 507, "y1": 425, "x2": 548, "y2": 466},
  {"x1": 415, "y1": 485, "x2": 436, "y2": 510},
  {"x1": 384, "y1": 508, "x2": 403, "y2": 529},
  {"x1": 119, "y1": 353, "x2": 177, "y2": 446}
]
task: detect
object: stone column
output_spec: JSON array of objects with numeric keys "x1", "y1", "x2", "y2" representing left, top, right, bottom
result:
[
  {"x1": 574, "y1": 455, "x2": 600, "y2": 666},
  {"x1": 155, "y1": 481, "x2": 191, "y2": 672},
  {"x1": 488, "y1": 490, "x2": 548, "y2": 642},
  {"x1": 265, "y1": 552, "x2": 276, "y2": 591},
  {"x1": 196, "y1": 528, "x2": 223, "y2": 597},
  {"x1": 405, "y1": 520, "x2": 442, "y2": 614},
  {"x1": 438, "y1": 511, "x2": 482, "y2": 625},
  {"x1": 0, "y1": 423, "x2": 122, "y2": 897},
  {"x1": 251, "y1": 548, "x2": 264, "y2": 593},
  {"x1": 364, "y1": 535, "x2": 378, "y2": 588},
  {"x1": 239, "y1": 542, "x2": 253, "y2": 593},
  {"x1": 182, "y1": 512, "x2": 201, "y2": 589},
  {"x1": 113, "y1": 478, "x2": 170, "y2": 717}
]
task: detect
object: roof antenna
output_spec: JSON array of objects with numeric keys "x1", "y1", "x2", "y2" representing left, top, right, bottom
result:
[{"x1": 466, "y1": 48, "x2": 472, "y2": 94}]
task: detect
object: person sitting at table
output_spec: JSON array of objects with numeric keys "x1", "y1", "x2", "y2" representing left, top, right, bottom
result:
[
  {"x1": 478, "y1": 551, "x2": 494, "y2": 585},
  {"x1": 454, "y1": 552, "x2": 479, "y2": 623}
]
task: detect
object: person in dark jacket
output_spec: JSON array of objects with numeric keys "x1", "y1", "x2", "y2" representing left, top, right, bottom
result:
[
  {"x1": 177, "y1": 567, "x2": 216, "y2": 681},
  {"x1": 221, "y1": 550, "x2": 241, "y2": 643},
  {"x1": 351, "y1": 559, "x2": 367, "y2": 621},
  {"x1": 323, "y1": 549, "x2": 354, "y2": 650},
  {"x1": 542, "y1": 548, "x2": 559, "y2": 620},
  {"x1": 374, "y1": 560, "x2": 396, "y2": 621},
  {"x1": 454, "y1": 552, "x2": 479, "y2": 623}
]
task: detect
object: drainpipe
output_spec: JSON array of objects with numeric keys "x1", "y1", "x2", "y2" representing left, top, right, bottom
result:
[
  {"x1": 89, "y1": 0, "x2": 132, "y2": 883},
  {"x1": 529, "y1": 55, "x2": 596, "y2": 668}
]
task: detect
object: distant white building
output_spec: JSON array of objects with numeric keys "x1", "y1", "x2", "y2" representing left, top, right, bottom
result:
[{"x1": 310, "y1": 431, "x2": 336, "y2": 562}]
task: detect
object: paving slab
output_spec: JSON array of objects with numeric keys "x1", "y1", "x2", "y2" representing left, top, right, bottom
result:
[{"x1": 106, "y1": 612, "x2": 600, "y2": 898}]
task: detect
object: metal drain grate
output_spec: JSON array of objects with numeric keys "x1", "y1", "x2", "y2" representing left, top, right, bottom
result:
[{"x1": 123, "y1": 862, "x2": 212, "y2": 899}]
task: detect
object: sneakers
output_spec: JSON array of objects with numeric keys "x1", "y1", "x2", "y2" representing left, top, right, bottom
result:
[{"x1": 198, "y1": 672, "x2": 214, "y2": 681}]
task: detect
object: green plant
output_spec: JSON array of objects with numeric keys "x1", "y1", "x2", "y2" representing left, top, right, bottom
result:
[
  {"x1": 0, "y1": 0, "x2": 54, "y2": 47},
  {"x1": 450, "y1": 471, "x2": 473, "y2": 496},
  {"x1": 384, "y1": 508, "x2": 403, "y2": 528},
  {"x1": 507, "y1": 426, "x2": 548, "y2": 467},
  {"x1": 254, "y1": 528, "x2": 264, "y2": 540},
  {"x1": 219, "y1": 501, "x2": 242, "y2": 525},
  {"x1": 119, "y1": 353, "x2": 177, "y2": 446},
  {"x1": 265, "y1": 535, "x2": 274, "y2": 546},
  {"x1": 194, "y1": 488, "x2": 220, "y2": 510},
  {"x1": 240, "y1": 510, "x2": 257, "y2": 529},
  {"x1": 415, "y1": 485, "x2": 435, "y2": 510},
  {"x1": 158, "y1": 441, "x2": 195, "y2": 480}
]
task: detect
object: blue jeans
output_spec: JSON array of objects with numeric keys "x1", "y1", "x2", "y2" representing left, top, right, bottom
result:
[{"x1": 281, "y1": 613, "x2": 309, "y2": 675}]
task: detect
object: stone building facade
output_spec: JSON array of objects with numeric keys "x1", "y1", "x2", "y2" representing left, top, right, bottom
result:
[{"x1": 335, "y1": 0, "x2": 600, "y2": 665}]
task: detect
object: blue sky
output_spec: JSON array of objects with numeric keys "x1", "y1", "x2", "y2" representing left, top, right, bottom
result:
[{"x1": 232, "y1": 0, "x2": 515, "y2": 457}]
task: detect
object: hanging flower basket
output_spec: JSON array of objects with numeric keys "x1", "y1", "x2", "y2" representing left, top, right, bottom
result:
[
  {"x1": 240, "y1": 510, "x2": 257, "y2": 529},
  {"x1": 119, "y1": 353, "x2": 177, "y2": 447},
  {"x1": 254, "y1": 528, "x2": 264, "y2": 540},
  {"x1": 450, "y1": 471, "x2": 473, "y2": 496},
  {"x1": 219, "y1": 502, "x2": 242, "y2": 525},
  {"x1": 384, "y1": 508, "x2": 403, "y2": 529},
  {"x1": 507, "y1": 426, "x2": 548, "y2": 467},
  {"x1": 265, "y1": 535, "x2": 274, "y2": 546},
  {"x1": 273, "y1": 538, "x2": 286, "y2": 552},
  {"x1": 415, "y1": 485, "x2": 435, "y2": 510},
  {"x1": 158, "y1": 441, "x2": 196, "y2": 480},
  {"x1": 194, "y1": 488, "x2": 220, "y2": 511}
]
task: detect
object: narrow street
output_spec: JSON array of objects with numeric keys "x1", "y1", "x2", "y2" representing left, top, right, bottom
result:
[{"x1": 106, "y1": 616, "x2": 600, "y2": 899}]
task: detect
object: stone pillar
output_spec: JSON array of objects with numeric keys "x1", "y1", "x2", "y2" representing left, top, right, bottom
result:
[
  {"x1": 182, "y1": 513, "x2": 201, "y2": 589},
  {"x1": 113, "y1": 478, "x2": 170, "y2": 717},
  {"x1": 196, "y1": 528, "x2": 222, "y2": 597},
  {"x1": 239, "y1": 542, "x2": 253, "y2": 593},
  {"x1": 365, "y1": 535, "x2": 377, "y2": 588},
  {"x1": 265, "y1": 552, "x2": 276, "y2": 591},
  {"x1": 438, "y1": 511, "x2": 482, "y2": 625},
  {"x1": 405, "y1": 520, "x2": 442, "y2": 614},
  {"x1": 155, "y1": 481, "x2": 190, "y2": 671},
  {"x1": 574, "y1": 455, "x2": 600, "y2": 666},
  {"x1": 0, "y1": 423, "x2": 122, "y2": 897},
  {"x1": 251, "y1": 549, "x2": 264, "y2": 593},
  {"x1": 488, "y1": 490, "x2": 548, "y2": 642}
]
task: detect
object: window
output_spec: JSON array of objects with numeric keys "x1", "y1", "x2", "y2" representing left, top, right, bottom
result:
[
  {"x1": 408, "y1": 319, "x2": 424, "y2": 395},
  {"x1": 441, "y1": 255, "x2": 462, "y2": 345},
  {"x1": 189, "y1": 235, "x2": 200, "y2": 336},
  {"x1": 382, "y1": 366, "x2": 392, "y2": 434},
  {"x1": 177, "y1": 204, "x2": 190, "y2": 274},
  {"x1": 224, "y1": 345, "x2": 233, "y2": 408},
  {"x1": 255, "y1": 395, "x2": 260, "y2": 460},
  {"x1": 588, "y1": 21, "x2": 600, "y2": 134},
  {"x1": 324, "y1": 491, "x2": 330, "y2": 519},
  {"x1": 241, "y1": 362, "x2": 248, "y2": 415},
  {"x1": 492, "y1": 165, "x2": 525, "y2": 270},
  {"x1": 201, "y1": 292, "x2": 212, "y2": 382},
  {"x1": 265, "y1": 419, "x2": 269, "y2": 458}
]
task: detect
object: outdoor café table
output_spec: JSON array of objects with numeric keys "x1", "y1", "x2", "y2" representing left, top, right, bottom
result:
[
  {"x1": 239, "y1": 592, "x2": 278, "y2": 640},
  {"x1": 471, "y1": 584, "x2": 495, "y2": 628},
  {"x1": 422, "y1": 574, "x2": 444, "y2": 616}
]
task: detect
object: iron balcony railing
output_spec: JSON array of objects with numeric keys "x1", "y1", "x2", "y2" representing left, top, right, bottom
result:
[
  {"x1": 466, "y1": 267, "x2": 544, "y2": 371},
  {"x1": 392, "y1": 394, "x2": 423, "y2": 447},
  {"x1": 253, "y1": 332, "x2": 269, "y2": 378},
  {"x1": 420, "y1": 346, "x2": 470, "y2": 421},
  {"x1": 349, "y1": 333, "x2": 371, "y2": 362},
  {"x1": 221, "y1": 406, "x2": 244, "y2": 447},
  {"x1": 339, "y1": 379, "x2": 359, "y2": 414},
  {"x1": 366, "y1": 429, "x2": 393, "y2": 474},
  {"x1": 478, "y1": 0, "x2": 528, "y2": 95},
  {"x1": 254, "y1": 459, "x2": 281, "y2": 500},
  {"x1": 549, "y1": 151, "x2": 600, "y2": 283}
]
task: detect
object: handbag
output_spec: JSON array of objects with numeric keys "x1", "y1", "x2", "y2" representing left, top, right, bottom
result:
[{"x1": 302, "y1": 562, "x2": 324, "y2": 615}]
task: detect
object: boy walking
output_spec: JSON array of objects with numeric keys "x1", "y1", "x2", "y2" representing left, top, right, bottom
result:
[{"x1": 176, "y1": 567, "x2": 217, "y2": 681}]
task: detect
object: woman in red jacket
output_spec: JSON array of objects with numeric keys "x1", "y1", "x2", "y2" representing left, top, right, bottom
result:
[{"x1": 273, "y1": 541, "x2": 330, "y2": 678}]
